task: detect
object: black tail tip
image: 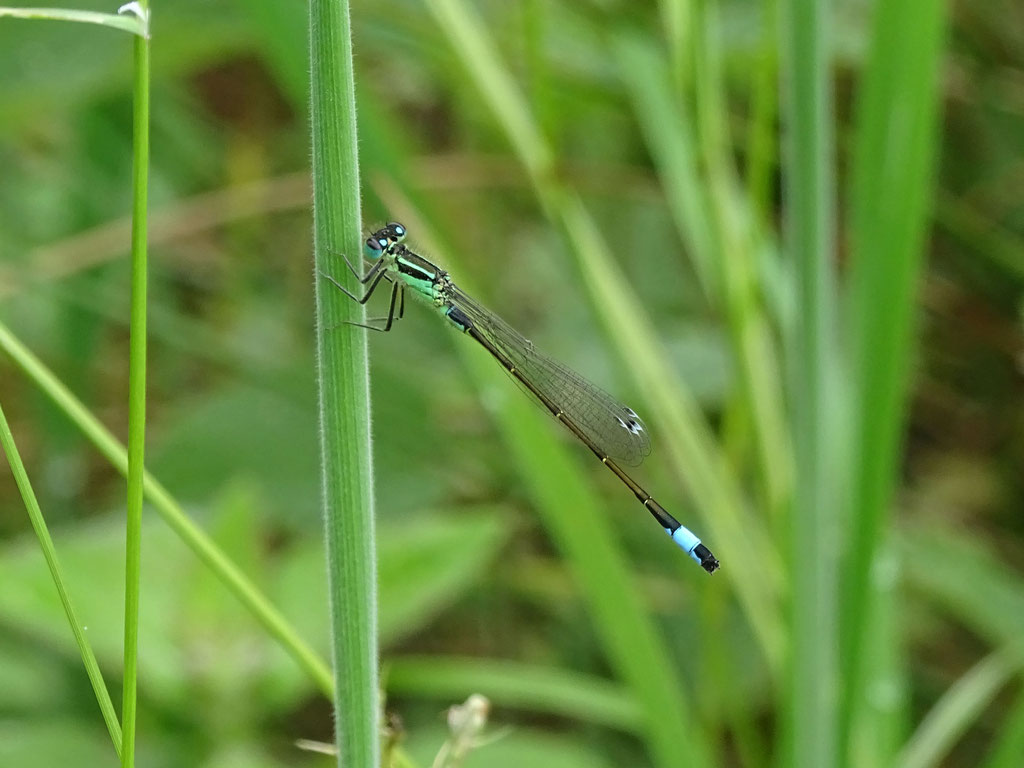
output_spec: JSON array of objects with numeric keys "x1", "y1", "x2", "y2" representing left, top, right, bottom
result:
[{"x1": 694, "y1": 543, "x2": 720, "y2": 574}]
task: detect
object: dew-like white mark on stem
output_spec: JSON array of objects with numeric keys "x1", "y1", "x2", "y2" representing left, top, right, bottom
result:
[{"x1": 117, "y1": 1, "x2": 150, "y2": 37}]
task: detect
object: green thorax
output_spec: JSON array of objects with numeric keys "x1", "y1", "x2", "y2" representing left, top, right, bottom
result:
[{"x1": 388, "y1": 245, "x2": 448, "y2": 304}]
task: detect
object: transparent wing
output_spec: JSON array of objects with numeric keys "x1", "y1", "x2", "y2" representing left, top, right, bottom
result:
[{"x1": 449, "y1": 285, "x2": 651, "y2": 466}]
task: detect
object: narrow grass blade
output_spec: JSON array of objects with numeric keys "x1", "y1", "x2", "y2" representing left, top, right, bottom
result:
[
  {"x1": 900, "y1": 523, "x2": 1024, "y2": 648},
  {"x1": 0, "y1": 320, "x2": 334, "y2": 697},
  {"x1": 841, "y1": 0, "x2": 950, "y2": 759},
  {"x1": 0, "y1": 6, "x2": 145, "y2": 36},
  {"x1": 689, "y1": 3, "x2": 791, "y2": 524},
  {"x1": 981, "y1": 686, "x2": 1024, "y2": 768},
  {"x1": 934, "y1": 194, "x2": 1024, "y2": 284},
  {"x1": 0, "y1": 400, "x2": 122, "y2": 756},
  {"x1": 308, "y1": 0, "x2": 377, "y2": 763},
  {"x1": 614, "y1": 34, "x2": 715, "y2": 297},
  {"x1": 897, "y1": 648, "x2": 1019, "y2": 768},
  {"x1": 121, "y1": 15, "x2": 150, "y2": 766},
  {"x1": 743, "y1": 0, "x2": 780, "y2": 227},
  {"x1": 901, "y1": 528, "x2": 1024, "y2": 767},
  {"x1": 848, "y1": 542, "x2": 909, "y2": 767},
  {"x1": 657, "y1": 0, "x2": 691, "y2": 93},
  {"x1": 779, "y1": 0, "x2": 840, "y2": 764}
]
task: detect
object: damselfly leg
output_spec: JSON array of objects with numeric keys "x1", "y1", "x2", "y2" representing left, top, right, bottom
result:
[
  {"x1": 346, "y1": 281, "x2": 403, "y2": 333},
  {"x1": 341, "y1": 253, "x2": 381, "y2": 285},
  {"x1": 319, "y1": 266, "x2": 388, "y2": 305}
]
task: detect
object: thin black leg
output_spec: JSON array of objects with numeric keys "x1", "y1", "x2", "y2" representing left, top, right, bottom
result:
[
  {"x1": 398, "y1": 286, "x2": 405, "y2": 319},
  {"x1": 346, "y1": 282, "x2": 401, "y2": 333},
  {"x1": 322, "y1": 247, "x2": 380, "y2": 284},
  {"x1": 342, "y1": 254, "x2": 381, "y2": 284},
  {"x1": 320, "y1": 267, "x2": 387, "y2": 304}
]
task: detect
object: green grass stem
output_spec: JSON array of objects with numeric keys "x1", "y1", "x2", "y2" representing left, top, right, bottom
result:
[
  {"x1": 841, "y1": 0, "x2": 949, "y2": 761},
  {"x1": 121, "y1": 10, "x2": 150, "y2": 764},
  {"x1": 779, "y1": 0, "x2": 840, "y2": 765},
  {"x1": 745, "y1": 0, "x2": 780, "y2": 227},
  {"x1": 308, "y1": 0, "x2": 378, "y2": 763},
  {"x1": 0, "y1": 400, "x2": 122, "y2": 755},
  {"x1": 689, "y1": 4, "x2": 791, "y2": 522},
  {"x1": 657, "y1": 0, "x2": 690, "y2": 94}
]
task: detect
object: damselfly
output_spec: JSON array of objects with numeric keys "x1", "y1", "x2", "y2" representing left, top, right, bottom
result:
[{"x1": 323, "y1": 222, "x2": 719, "y2": 574}]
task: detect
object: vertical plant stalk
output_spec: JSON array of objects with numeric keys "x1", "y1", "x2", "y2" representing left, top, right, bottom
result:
[
  {"x1": 657, "y1": 0, "x2": 690, "y2": 93},
  {"x1": 122, "y1": 8, "x2": 150, "y2": 766},
  {"x1": 308, "y1": 0, "x2": 377, "y2": 765},
  {"x1": 0, "y1": 401, "x2": 122, "y2": 755},
  {"x1": 746, "y1": 0, "x2": 780, "y2": 226},
  {"x1": 690, "y1": 3, "x2": 792, "y2": 524},
  {"x1": 780, "y1": 0, "x2": 839, "y2": 765},
  {"x1": 841, "y1": 0, "x2": 949, "y2": 760}
]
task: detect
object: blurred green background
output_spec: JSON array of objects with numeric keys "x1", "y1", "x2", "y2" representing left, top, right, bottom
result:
[{"x1": 1, "y1": 0, "x2": 1022, "y2": 766}]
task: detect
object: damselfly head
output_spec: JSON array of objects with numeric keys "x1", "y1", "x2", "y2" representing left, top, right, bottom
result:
[
  {"x1": 363, "y1": 234, "x2": 388, "y2": 260},
  {"x1": 364, "y1": 222, "x2": 408, "y2": 260}
]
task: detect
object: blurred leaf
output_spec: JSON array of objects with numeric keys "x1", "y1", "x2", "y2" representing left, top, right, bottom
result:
[
  {"x1": 238, "y1": 0, "x2": 307, "y2": 106},
  {"x1": 0, "y1": 514, "x2": 255, "y2": 708},
  {"x1": 900, "y1": 522, "x2": 1024, "y2": 648},
  {"x1": 387, "y1": 655, "x2": 643, "y2": 733},
  {"x1": 378, "y1": 508, "x2": 512, "y2": 642},
  {"x1": 778, "y1": 0, "x2": 842, "y2": 761},
  {"x1": 936, "y1": 194, "x2": 1024, "y2": 285},
  {"x1": 0, "y1": 504, "x2": 513, "y2": 713},
  {"x1": 0, "y1": 718, "x2": 113, "y2": 767},
  {"x1": 147, "y1": 383, "x2": 319, "y2": 528},
  {"x1": 404, "y1": 726, "x2": 618, "y2": 768},
  {"x1": 897, "y1": 647, "x2": 1019, "y2": 768},
  {"x1": 274, "y1": 507, "x2": 514, "y2": 649},
  {"x1": 0, "y1": 0, "x2": 254, "y2": 125},
  {"x1": 614, "y1": 33, "x2": 715, "y2": 297},
  {"x1": 0, "y1": 635, "x2": 87, "y2": 712}
]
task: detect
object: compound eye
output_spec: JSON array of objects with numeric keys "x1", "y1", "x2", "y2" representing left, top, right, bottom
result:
[
  {"x1": 365, "y1": 236, "x2": 385, "y2": 252},
  {"x1": 388, "y1": 222, "x2": 406, "y2": 238}
]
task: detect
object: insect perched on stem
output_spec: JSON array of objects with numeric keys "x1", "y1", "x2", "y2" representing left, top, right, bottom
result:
[{"x1": 323, "y1": 222, "x2": 719, "y2": 574}]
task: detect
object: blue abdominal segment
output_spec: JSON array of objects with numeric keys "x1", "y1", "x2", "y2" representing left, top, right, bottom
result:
[{"x1": 444, "y1": 305, "x2": 474, "y2": 332}]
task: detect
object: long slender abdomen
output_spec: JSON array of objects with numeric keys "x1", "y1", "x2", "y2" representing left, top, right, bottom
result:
[{"x1": 460, "y1": 320, "x2": 719, "y2": 574}]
